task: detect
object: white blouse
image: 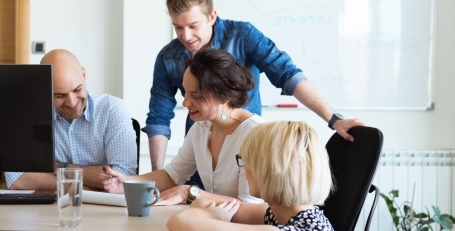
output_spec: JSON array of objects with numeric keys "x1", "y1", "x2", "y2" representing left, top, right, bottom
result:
[{"x1": 164, "y1": 114, "x2": 265, "y2": 203}]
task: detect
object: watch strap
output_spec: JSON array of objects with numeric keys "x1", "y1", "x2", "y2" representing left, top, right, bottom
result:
[
  {"x1": 328, "y1": 113, "x2": 343, "y2": 130},
  {"x1": 186, "y1": 185, "x2": 200, "y2": 204},
  {"x1": 57, "y1": 162, "x2": 68, "y2": 168}
]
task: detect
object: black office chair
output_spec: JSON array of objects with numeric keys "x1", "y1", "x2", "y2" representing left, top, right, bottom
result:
[
  {"x1": 322, "y1": 126, "x2": 383, "y2": 231},
  {"x1": 131, "y1": 118, "x2": 141, "y2": 175}
]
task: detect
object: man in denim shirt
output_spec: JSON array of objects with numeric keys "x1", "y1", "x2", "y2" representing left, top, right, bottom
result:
[{"x1": 142, "y1": 0, "x2": 364, "y2": 186}]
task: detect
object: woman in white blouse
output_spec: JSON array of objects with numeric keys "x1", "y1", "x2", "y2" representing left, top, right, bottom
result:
[{"x1": 100, "y1": 48, "x2": 265, "y2": 205}]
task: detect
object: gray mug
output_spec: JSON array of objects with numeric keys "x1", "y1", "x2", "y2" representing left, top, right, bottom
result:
[{"x1": 123, "y1": 180, "x2": 160, "y2": 217}]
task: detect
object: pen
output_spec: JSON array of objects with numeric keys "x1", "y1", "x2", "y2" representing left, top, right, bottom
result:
[{"x1": 102, "y1": 166, "x2": 113, "y2": 179}]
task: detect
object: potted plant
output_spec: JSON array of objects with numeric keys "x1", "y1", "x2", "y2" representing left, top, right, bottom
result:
[{"x1": 380, "y1": 189, "x2": 455, "y2": 230}]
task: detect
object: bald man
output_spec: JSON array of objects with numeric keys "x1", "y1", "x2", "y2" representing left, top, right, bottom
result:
[{"x1": 5, "y1": 49, "x2": 137, "y2": 191}]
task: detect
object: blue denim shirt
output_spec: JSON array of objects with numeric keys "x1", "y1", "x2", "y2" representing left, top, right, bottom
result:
[{"x1": 142, "y1": 17, "x2": 307, "y2": 139}]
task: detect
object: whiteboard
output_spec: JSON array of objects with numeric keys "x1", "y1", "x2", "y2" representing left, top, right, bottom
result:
[{"x1": 212, "y1": 0, "x2": 436, "y2": 110}]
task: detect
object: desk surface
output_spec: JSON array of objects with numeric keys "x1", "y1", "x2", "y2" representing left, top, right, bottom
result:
[{"x1": 0, "y1": 203, "x2": 188, "y2": 230}]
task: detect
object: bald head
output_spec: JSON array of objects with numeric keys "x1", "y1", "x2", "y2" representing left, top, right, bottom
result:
[
  {"x1": 43, "y1": 49, "x2": 88, "y2": 123},
  {"x1": 40, "y1": 49, "x2": 86, "y2": 85},
  {"x1": 41, "y1": 49, "x2": 81, "y2": 66}
]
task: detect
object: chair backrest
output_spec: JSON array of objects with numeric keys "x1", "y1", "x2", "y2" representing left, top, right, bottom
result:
[
  {"x1": 131, "y1": 118, "x2": 140, "y2": 175},
  {"x1": 323, "y1": 126, "x2": 383, "y2": 231}
]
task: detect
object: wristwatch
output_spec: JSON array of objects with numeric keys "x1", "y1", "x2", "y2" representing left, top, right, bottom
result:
[
  {"x1": 57, "y1": 162, "x2": 68, "y2": 169},
  {"x1": 328, "y1": 113, "x2": 344, "y2": 130},
  {"x1": 186, "y1": 185, "x2": 201, "y2": 204}
]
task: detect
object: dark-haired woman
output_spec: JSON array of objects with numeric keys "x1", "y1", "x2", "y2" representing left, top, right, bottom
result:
[{"x1": 100, "y1": 48, "x2": 265, "y2": 205}]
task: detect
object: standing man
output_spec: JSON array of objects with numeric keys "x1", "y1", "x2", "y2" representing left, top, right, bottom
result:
[
  {"x1": 5, "y1": 49, "x2": 137, "y2": 190},
  {"x1": 143, "y1": 0, "x2": 363, "y2": 177}
]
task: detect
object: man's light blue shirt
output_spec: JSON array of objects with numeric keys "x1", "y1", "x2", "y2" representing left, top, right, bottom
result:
[
  {"x1": 143, "y1": 16, "x2": 306, "y2": 139},
  {"x1": 5, "y1": 93, "x2": 137, "y2": 188}
]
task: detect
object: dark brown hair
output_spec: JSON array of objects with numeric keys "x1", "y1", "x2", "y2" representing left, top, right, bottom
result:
[{"x1": 185, "y1": 48, "x2": 254, "y2": 109}]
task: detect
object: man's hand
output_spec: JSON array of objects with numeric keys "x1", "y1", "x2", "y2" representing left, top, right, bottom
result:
[
  {"x1": 98, "y1": 166, "x2": 126, "y2": 194},
  {"x1": 333, "y1": 118, "x2": 365, "y2": 142}
]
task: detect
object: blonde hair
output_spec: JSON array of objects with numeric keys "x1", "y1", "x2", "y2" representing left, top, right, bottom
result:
[
  {"x1": 166, "y1": 0, "x2": 213, "y2": 16},
  {"x1": 240, "y1": 121, "x2": 333, "y2": 206}
]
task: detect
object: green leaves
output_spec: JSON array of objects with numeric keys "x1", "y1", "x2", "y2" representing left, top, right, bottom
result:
[
  {"x1": 390, "y1": 189, "x2": 399, "y2": 198},
  {"x1": 413, "y1": 213, "x2": 428, "y2": 219},
  {"x1": 380, "y1": 189, "x2": 454, "y2": 231},
  {"x1": 380, "y1": 192, "x2": 399, "y2": 227}
]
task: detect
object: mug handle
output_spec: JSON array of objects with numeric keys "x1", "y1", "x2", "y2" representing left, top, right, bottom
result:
[{"x1": 145, "y1": 187, "x2": 160, "y2": 207}]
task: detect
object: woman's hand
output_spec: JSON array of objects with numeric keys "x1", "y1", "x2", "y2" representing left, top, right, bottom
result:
[
  {"x1": 98, "y1": 166, "x2": 127, "y2": 194},
  {"x1": 189, "y1": 198, "x2": 239, "y2": 221},
  {"x1": 190, "y1": 198, "x2": 215, "y2": 208},
  {"x1": 154, "y1": 185, "x2": 191, "y2": 206},
  {"x1": 206, "y1": 200, "x2": 240, "y2": 222}
]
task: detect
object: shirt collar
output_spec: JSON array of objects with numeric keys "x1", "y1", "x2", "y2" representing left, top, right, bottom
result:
[{"x1": 211, "y1": 16, "x2": 227, "y2": 49}]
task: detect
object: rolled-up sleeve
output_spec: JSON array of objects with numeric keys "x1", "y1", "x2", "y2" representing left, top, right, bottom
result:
[
  {"x1": 4, "y1": 172, "x2": 23, "y2": 188},
  {"x1": 163, "y1": 132, "x2": 197, "y2": 185},
  {"x1": 142, "y1": 51, "x2": 179, "y2": 139},
  {"x1": 244, "y1": 23, "x2": 307, "y2": 96}
]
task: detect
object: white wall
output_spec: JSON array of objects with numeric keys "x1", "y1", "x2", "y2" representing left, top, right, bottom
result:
[
  {"x1": 29, "y1": 0, "x2": 123, "y2": 97},
  {"x1": 30, "y1": 0, "x2": 455, "y2": 169},
  {"x1": 122, "y1": 1, "x2": 184, "y2": 171}
]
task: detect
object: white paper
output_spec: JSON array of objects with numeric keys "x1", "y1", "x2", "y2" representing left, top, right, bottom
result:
[
  {"x1": 0, "y1": 190, "x2": 35, "y2": 194},
  {"x1": 58, "y1": 193, "x2": 70, "y2": 205},
  {"x1": 82, "y1": 190, "x2": 126, "y2": 207}
]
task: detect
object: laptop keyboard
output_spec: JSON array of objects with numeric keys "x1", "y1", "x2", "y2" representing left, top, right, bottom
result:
[{"x1": 0, "y1": 193, "x2": 56, "y2": 204}]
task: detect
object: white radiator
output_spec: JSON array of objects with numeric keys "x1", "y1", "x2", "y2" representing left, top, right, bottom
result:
[{"x1": 355, "y1": 150, "x2": 455, "y2": 231}]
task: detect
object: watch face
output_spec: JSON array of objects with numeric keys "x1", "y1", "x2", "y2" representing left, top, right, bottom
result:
[
  {"x1": 190, "y1": 186, "x2": 200, "y2": 196},
  {"x1": 335, "y1": 113, "x2": 344, "y2": 119}
]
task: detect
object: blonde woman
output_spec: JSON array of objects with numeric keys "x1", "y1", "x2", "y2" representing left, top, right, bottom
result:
[{"x1": 167, "y1": 121, "x2": 334, "y2": 231}]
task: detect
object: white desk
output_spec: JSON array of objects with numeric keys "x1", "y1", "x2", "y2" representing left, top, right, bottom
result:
[{"x1": 0, "y1": 203, "x2": 188, "y2": 230}]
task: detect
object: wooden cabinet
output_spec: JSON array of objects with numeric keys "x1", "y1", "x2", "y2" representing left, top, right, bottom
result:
[{"x1": 0, "y1": 0, "x2": 29, "y2": 64}]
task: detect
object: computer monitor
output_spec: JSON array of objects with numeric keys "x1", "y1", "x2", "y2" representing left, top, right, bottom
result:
[{"x1": 0, "y1": 64, "x2": 55, "y2": 172}]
